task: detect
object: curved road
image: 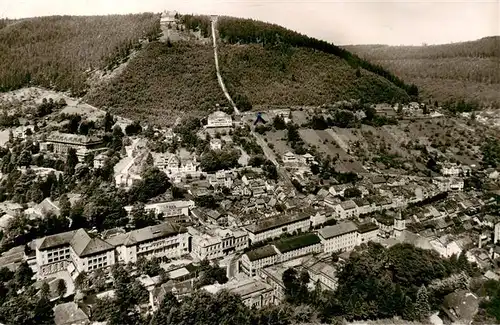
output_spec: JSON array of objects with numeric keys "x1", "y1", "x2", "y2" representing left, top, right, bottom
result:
[{"x1": 211, "y1": 16, "x2": 240, "y2": 115}]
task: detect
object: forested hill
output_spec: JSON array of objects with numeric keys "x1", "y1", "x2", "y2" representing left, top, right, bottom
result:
[
  {"x1": 216, "y1": 16, "x2": 419, "y2": 99},
  {"x1": 0, "y1": 14, "x2": 160, "y2": 96},
  {"x1": 345, "y1": 37, "x2": 500, "y2": 107}
]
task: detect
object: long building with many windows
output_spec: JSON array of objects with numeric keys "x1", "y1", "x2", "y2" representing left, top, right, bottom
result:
[{"x1": 35, "y1": 222, "x2": 188, "y2": 279}]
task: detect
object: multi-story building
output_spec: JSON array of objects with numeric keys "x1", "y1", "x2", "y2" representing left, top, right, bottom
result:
[
  {"x1": 36, "y1": 229, "x2": 115, "y2": 278},
  {"x1": 357, "y1": 222, "x2": 380, "y2": 245},
  {"x1": 205, "y1": 111, "x2": 233, "y2": 129},
  {"x1": 318, "y1": 221, "x2": 359, "y2": 253},
  {"x1": 188, "y1": 227, "x2": 248, "y2": 260},
  {"x1": 35, "y1": 222, "x2": 189, "y2": 278},
  {"x1": 45, "y1": 132, "x2": 104, "y2": 161},
  {"x1": 154, "y1": 154, "x2": 199, "y2": 179},
  {"x1": 203, "y1": 277, "x2": 275, "y2": 308},
  {"x1": 207, "y1": 170, "x2": 234, "y2": 189},
  {"x1": 245, "y1": 212, "x2": 311, "y2": 244},
  {"x1": 124, "y1": 200, "x2": 195, "y2": 219},
  {"x1": 108, "y1": 223, "x2": 189, "y2": 264},
  {"x1": 240, "y1": 245, "x2": 278, "y2": 277},
  {"x1": 301, "y1": 256, "x2": 338, "y2": 291},
  {"x1": 240, "y1": 233, "x2": 321, "y2": 276},
  {"x1": 334, "y1": 200, "x2": 359, "y2": 219},
  {"x1": 273, "y1": 233, "x2": 322, "y2": 262}
]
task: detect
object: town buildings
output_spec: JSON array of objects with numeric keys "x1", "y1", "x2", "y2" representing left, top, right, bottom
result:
[
  {"x1": 36, "y1": 222, "x2": 188, "y2": 278},
  {"x1": 203, "y1": 277, "x2": 275, "y2": 308}
]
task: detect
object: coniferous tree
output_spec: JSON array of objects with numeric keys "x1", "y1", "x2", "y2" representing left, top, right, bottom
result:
[{"x1": 415, "y1": 285, "x2": 431, "y2": 321}]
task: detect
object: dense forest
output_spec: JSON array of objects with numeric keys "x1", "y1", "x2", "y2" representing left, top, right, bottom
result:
[
  {"x1": 216, "y1": 16, "x2": 419, "y2": 99},
  {"x1": 218, "y1": 44, "x2": 410, "y2": 107},
  {"x1": 346, "y1": 37, "x2": 500, "y2": 107},
  {"x1": 0, "y1": 14, "x2": 161, "y2": 95},
  {"x1": 86, "y1": 41, "x2": 227, "y2": 124}
]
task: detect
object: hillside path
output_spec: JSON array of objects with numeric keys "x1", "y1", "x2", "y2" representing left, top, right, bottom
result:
[{"x1": 211, "y1": 16, "x2": 240, "y2": 115}]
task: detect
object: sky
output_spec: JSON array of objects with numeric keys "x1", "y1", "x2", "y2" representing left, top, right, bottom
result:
[{"x1": 0, "y1": 0, "x2": 498, "y2": 45}]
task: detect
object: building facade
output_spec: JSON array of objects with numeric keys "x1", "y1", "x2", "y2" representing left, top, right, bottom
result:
[
  {"x1": 46, "y1": 132, "x2": 104, "y2": 161},
  {"x1": 318, "y1": 221, "x2": 359, "y2": 253},
  {"x1": 35, "y1": 229, "x2": 115, "y2": 278},
  {"x1": 240, "y1": 245, "x2": 278, "y2": 277},
  {"x1": 206, "y1": 111, "x2": 233, "y2": 129},
  {"x1": 245, "y1": 213, "x2": 311, "y2": 244},
  {"x1": 188, "y1": 227, "x2": 248, "y2": 260}
]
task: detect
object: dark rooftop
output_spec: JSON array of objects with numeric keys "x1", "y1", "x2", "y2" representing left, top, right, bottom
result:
[
  {"x1": 245, "y1": 212, "x2": 310, "y2": 234},
  {"x1": 246, "y1": 245, "x2": 278, "y2": 262},
  {"x1": 274, "y1": 233, "x2": 321, "y2": 254}
]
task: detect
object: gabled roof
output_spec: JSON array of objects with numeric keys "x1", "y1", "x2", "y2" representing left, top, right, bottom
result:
[
  {"x1": 339, "y1": 200, "x2": 357, "y2": 211},
  {"x1": 37, "y1": 229, "x2": 114, "y2": 257},
  {"x1": 123, "y1": 222, "x2": 186, "y2": 246},
  {"x1": 70, "y1": 229, "x2": 114, "y2": 257},
  {"x1": 53, "y1": 302, "x2": 89, "y2": 325},
  {"x1": 318, "y1": 221, "x2": 358, "y2": 239},
  {"x1": 37, "y1": 230, "x2": 77, "y2": 250}
]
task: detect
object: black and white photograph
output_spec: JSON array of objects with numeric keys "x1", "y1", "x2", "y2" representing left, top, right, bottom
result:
[{"x1": 0, "y1": 1, "x2": 498, "y2": 324}]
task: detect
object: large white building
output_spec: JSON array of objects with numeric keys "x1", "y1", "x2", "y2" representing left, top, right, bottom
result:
[
  {"x1": 203, "y1": 277, "x2": 275, "y2": 308},
  {"x1": 240, "y1": 233, "x2": 322, "y2": 276},
  {"x1": 334, "y1": 200, "x2": 359, "y2": 219},
  {"x1": 318, "y1": 221, "x2": 359, "y2": 253},
  {"x1": 36, "y1": 229, "x2": 115, "y2": 278},
  {"x1": 45, "y1": 132, "x2": 104, "y2": 161},
  {"x1": 245, "y1": 212, "x2": 311, "y2": 244},
  {"x1": 36, "y1": 223, "x2": 189, "y2": 279},
  {"x1": 206, "y1": 111, "x2": 233, "y2": 129},
  {"x1": 107, "y1": 223, "x2": 189, "y2": 264},
  {"x1": 124, "y1": 200, "x2": 194, "y2": 219},
  {"x1": 188, "y1": 227, "x2": 248, "y2": 260}
]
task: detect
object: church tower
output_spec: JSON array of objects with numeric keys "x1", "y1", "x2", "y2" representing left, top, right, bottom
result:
[{"x1": 393, "y1": 210, "x2": 406, "y2": 238}]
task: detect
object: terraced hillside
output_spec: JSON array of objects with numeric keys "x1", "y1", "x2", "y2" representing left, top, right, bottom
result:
[
  {"x1": 0, "y1": 14, "x2": 160, "y2": 95},
  {"x1": 346, "y1": 37, "x2": 500, "y2": 107}
]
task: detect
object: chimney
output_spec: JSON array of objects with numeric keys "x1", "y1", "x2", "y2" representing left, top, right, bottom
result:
[{"x1": 478, "y1": 233, "x2": 482, "y2": 249}]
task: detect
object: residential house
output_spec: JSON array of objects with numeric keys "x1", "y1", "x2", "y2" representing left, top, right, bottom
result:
[
  {"x1": 318, "y1": 221, "x2": 358, "y2": 253},
  {"x1": 124, "y1": 200, "x2": 194, "y2": 219},
  {"x1": 441, "y1": 290, "x2": 479, "y2": 325},
  {"x1": 93, "y1": 153, "x2": 107, "y2": 169},
  {"x1": 160, "y1": 10, "x2": 177, "y2": 26},
  {"x1": 205, "y1": 111, "x2": 233, "y2": 130},
  {"x1": 207, "y1": 170, "x2": 234, "y2": 189},
  {"x1": 283, "y1": 152, "x2": 299, "y2": 165},
  {"x1": 188, "y1": 227, "x2": 248, "y2": 260}
]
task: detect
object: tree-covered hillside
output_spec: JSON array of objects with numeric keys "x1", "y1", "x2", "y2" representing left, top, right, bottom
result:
[
  {"x1": 0, "y1": 14, "x2": 160, "y2": 95},
  {"x1": 346, "y1": 37, "x2": 500, "y2": 107},
  {"x1": 217, "y1": 16, "x2": 419, "y2": 99},
  {"x1": 86, "y1": 41, "x2": 227, "y2": 124},
  {"x1": 219, "y1": 44, "x2": 410, "y2": 107}
]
